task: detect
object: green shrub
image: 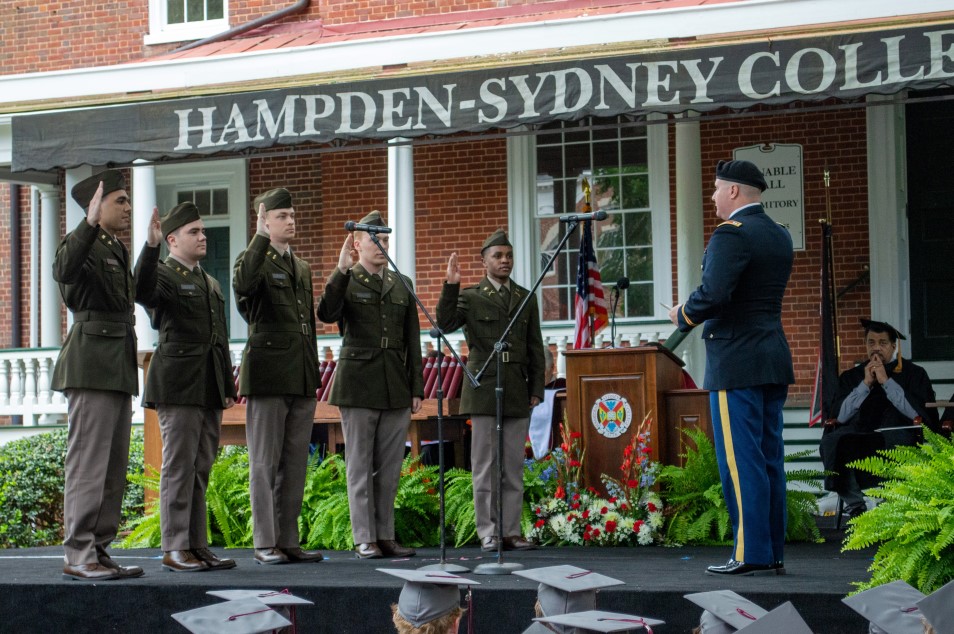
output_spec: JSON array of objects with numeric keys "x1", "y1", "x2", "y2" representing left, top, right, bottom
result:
[{"x1": 0, "y1": 427, "x2": 144, "y2": 548}]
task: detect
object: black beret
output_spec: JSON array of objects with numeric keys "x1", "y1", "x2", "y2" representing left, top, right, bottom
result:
[
  {"x1": 358, "y1": 210, "x2": 386, "y2": 227},
  {"x1": 481, "y1": 228, "x2": 512, "y2": 254},
  {"x1": 716, "y1": 160, "x2": 767, "y2": 192},
  {"x1": 861, "y1": 318, "x2": 906, "y2": 341},
  {"x1": 253, "y1": 187, "x2": 293, "y2": 212},
  {"x1": 70, "y1": 169, "x2": 126, "y2": 210},
  {"x1": 160, "y1": 202, "x2": 201, "y2": 238}
]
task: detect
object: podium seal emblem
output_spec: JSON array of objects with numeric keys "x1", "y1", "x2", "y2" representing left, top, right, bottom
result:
[{"x1": 591, "y1": 393, "x2": 632, "y2": 438}]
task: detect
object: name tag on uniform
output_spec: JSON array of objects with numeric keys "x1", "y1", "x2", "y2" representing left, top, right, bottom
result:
[
  {"x1": 271, "y1": 273, "x2": 287, "y2": 280},
  {"x1": 354, "y1": 292, "x2": 372, "y2": 299},
  {"x1": 106, "y1": 258, "x2": 120, "y2": 266},
  {"x1": 180, "y1": 283, "x2": 196, "y2": 290}
]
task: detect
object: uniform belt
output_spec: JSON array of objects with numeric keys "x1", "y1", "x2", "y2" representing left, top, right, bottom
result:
[
  {"x1": 72, "y1": 310, "x2": 134, "y2": 325},
  {"x1": 343, "y1": 338, "x2": 406, "y2": 350},
  {"x1": 471, "y1": 352, "x2": 524, "y2": 365},
  {"x1": 251, "y1": 323, "x2": 311, "y2": 335},
  {"x1": 159, "y1": 333, "x2": 222, "y2": 346}
]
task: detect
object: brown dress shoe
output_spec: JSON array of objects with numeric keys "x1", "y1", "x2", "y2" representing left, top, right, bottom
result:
[
  {"x1": 354, "y1": 543, "x2": 383, "y2": 559},
  {"x1": 192, "y1": 547, "x2": 237, "y2": 570},
  {"x1": 254, "y1": 547, "x2": 290, "y2": 565},
  {"x1": 97, "y1": 554, "x2": 145, "y2": 579},
  {"x1": 502, "y1": 535, "x2": 536, "y2": 551},
  {"x1": 280, "y1": 547, "x2": 323, "y2": 563},
  {"x1": 377, "y1": 540, "x2": 416, "y2": 558},
  {"x1": 63, "y1": 563, "x2": 121, "y2": 581},
  {"x1": 162, "y1": 550, "x2": 209, "y2": 572},
  {"x1": 480, "y1": 535, "x2": 499, "y2": 552}
]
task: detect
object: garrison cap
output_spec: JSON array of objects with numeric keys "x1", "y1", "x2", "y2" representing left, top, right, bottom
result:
[
  {"x1": 685, "y1": 590, "x2": 768, "y2": 633},
  {"x1": 533, "y1": 609, "x2": 664, "y2": 633},
  {"x1": 515, "y1": 565, "x2": 623, "y2": 623},
  {"x1": 716, "y1": 160, "x2": 767, "y2": 192},
  {"x1": 481, "y1": 228, "x2": 512, "y2": 254},
  {"x1": 358, "y1": 209, "x2": 387, "y2": 227},
  {"x1": 916, "y1": 578, "x2": 954, "y2": 634},
  {"x1": 171, "y1": 597, "x2": 292, "y2": 634},
  {"x1": 206, "y1": 589, "x2": 314, "y2": 607},
  {"x1": 861, "y1": 318, "x2": 906, "y2": 341},
  {"x1": 161, "y1": 201, "x2": 201, "y2": 238},
  {"x1": 378, "y1": 568, "x2": 478, "y2": 628},
  {"x1": 253, "y1": 188, "x2": 293, "y2": 212},
  {"x1": 70, "y1": 169, "x2": 126, "y2": 210},
  {"x1": 842, "y1": 580, "x2": 925, "y2": 634}
]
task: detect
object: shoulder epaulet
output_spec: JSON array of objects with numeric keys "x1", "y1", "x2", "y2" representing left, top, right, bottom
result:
[{"x1": 717, "y1": 220, "x2": 743, "y2": 228}]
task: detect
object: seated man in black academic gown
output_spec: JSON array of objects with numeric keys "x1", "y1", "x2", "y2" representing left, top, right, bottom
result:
[{"x1": 820, "y1": 319, "x2": 938, "y2": 519}]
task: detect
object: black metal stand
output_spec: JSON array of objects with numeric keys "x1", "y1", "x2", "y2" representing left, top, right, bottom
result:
[
  {"x1": 473, "y1": 220, "x2": 582, "y2": 576},
  {"x1": 364, "y1": 233, "x2": 476, "y2": 573}
]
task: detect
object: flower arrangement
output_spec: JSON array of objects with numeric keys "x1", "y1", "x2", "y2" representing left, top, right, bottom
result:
[{"x1": 527, "y1": 414, "x2": 664, "y2": 546}]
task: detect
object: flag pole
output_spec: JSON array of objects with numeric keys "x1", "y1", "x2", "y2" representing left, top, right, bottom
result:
[
  {"x1": 582, "y1": 178, "x2": 595, "y2": 348},
  {"x1": 822, "y1": 169, "x2": 841, "y2": 368}
]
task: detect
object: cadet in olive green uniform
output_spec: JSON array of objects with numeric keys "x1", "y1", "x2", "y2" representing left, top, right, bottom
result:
[
  {"x1": 53, "y1": 170, "x2": 144, "y2": 581},
  {"x1": 135, "y1": 202, "x2": 237, "y2": 573},
  {"x1": 317, "y1": 211, "x2": 424, "y2": 559},
  {"x1": 436, "y1": 229, "x2": 545, "y2": 551},
  {"x1": 233, "y1": 188, "x2": 323, "y2": 565}
]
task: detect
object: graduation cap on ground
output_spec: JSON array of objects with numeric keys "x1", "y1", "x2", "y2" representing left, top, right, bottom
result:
[
  {"x1": 533, "y1": 609, "x2": 664, "y2": 633},
  {"x1": 172, "y1": 597, "x2": 292, "y2": 634},
  {"x1": 379, "y1": 568, "x2": 479, "y2": 629},
  {"x1": 842, "y1": 580, "x2": 926, "y2": 634},
  {"x1": 206, "y1": 589, "x2": 313, "y2": 607},
  {"x1": 916, "y1": 578, "x2": 954, "y2": 634},
  {"x1": 685, "y1": 590, "x2": 768, "y2": 633},
  {"x1": 514, "y1": 565, "x2": 624, "y2": 619},
  {"x1": 734, "y1": 602, "x2": 812, "y2": 634}
]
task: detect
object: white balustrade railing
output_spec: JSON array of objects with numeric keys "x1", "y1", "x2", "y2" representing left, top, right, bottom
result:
[{"x1": 2, "y1": 321, "x2": 685, "y2": 427}]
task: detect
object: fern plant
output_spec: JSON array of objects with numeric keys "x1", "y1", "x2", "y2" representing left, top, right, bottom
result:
[
  {"x1": 443, "y1": 468, "x2": 477, "y2": 548},
  {"x1": 658, "y1": 428, "x2": 824, "y2": 545},
  {"x1": 843, "y1": 429, "x2": 954, "y2": 593}
]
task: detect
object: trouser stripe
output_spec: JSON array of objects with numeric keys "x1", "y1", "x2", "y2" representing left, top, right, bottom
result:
[{"x1": 718, "y1": 390, "x2": 745, "y2": 562}]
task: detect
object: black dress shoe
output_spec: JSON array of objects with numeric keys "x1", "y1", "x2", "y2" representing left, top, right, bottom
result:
[
  {"x1": 162, "y1": 550, "x2": 209, "y2": 572},
  {"x1": 254, "y1": 548, "x2": 290, "y2": 565},
  {"x1": 63, "y1": 563, "x2": 121, "y2": 581},
  {"x1": 502, "y1": 535, "x2": 536, "y2": 551},
  {"x1": 354, "y1": 543, "x2": 383, "y2": 559},
  {"x1": 480, "y1": 536, "x2": 498, "y2": 552},
  {"x1": 845, "y1": 502, "x2": 867, "y2": 520},
  {"x1": 280, "y1": 547, "x2": 323, "y2": 563},
  {"x1": 377, "y1": 540, "x2": 415, "y2": 558},
  {"x1": 773, "y1": 561, "x2": 787, "y2": 575},
  {"x1": 192, "y1": 547, "x2": 237, "y2": 570},
  {"x1": 706, "y1": 560, "x2": 776, "y2": 576},
  {"x1": 97, "y1": 553, "x2": 145, "y2": 578}
]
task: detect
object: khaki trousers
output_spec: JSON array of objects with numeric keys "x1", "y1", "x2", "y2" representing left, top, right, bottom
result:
[
  {"x1": 246, "y1": 396, "x2": 316, "y2": 549},
  {"x1": 63, "y1": 389, "x2": 133, "y2": 565},
  {"x1": 470, "y1": 415, "x2": 529, "y2": 540},
  {"x1": 157, "y1": 404, "x2": 222, "y2": 551},
  {"x1": 339, "y1": 406, "x2": 410, "y2": 544}
]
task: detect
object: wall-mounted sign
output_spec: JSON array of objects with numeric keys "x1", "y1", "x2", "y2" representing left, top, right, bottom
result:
[{"x1": 734, "y1": 143, "x2": 805, "y2": 250}]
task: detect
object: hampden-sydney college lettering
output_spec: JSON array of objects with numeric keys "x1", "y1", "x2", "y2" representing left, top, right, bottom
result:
[{"x1": 11, "y1": 23, "x2": 954, "y2": 171}]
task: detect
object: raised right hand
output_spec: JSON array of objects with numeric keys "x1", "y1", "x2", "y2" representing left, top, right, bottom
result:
[
  {"x1": 256, "y1": 203, "x2": 269, "y2": 237},
  {"x1": 85, "y1": 181, "x2": 105, "y2": 228},
  {"x1": 446, "y1": 252, "x2": 461, "y2": 284},
  {"x1": 338, "y1": 233, "x2": 355, "y2": 273}
]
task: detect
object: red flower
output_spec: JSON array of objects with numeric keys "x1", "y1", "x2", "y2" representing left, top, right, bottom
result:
[
  {"x1": 535, "y1": 519, "x2": 545, "y2": 528},
  {"x1": 535, "y1": 506, "x2": 542, "y2": 515},
  {"x1": 573, "y1": 492, "x2": 581, "y2": 501},
  {"x1": 587, "y1": 486, "x2": 598, "y2": 494},
  {"x1": 555, "y1": 486, "x2": 566, "y2": 499},
  {"x1": 619, "y1": 503, "x2": 629, "y2": 512},
  {"x1": 570, "y1": 431, "x2": 582, "y2": 439},
  {"x1": 647, "y1": 502, "x2": 658, "y2": 513},
  {"x1": 621, "y1": 459, "x2": 631, "y2": 471},
  {"x1": 641, "y1": 446, "x2": 651, "y2": 454},
  {"x1": 569, "y1": 460, "x2": 582, "y2": 468},
  {"x1": 582, "y1": 509, "x2": 591, "y2": 519},
  {"x1": 609, "y1": 496, "x2": 617, "y2": 503},
  {"x1": 571, "y1": 502, "x2": 581, "y2": 510},
  {"x1": 600, "y1": 506, "x2": 609, "y2": 515},
  {"x1": 627, "y1": 479, "x2": 638, "y2": 489},
  {"x1": 633, "y1": 520, "x2": 644, "y2": 532},
  {"x1": 567, "y1": 513, "x2": 577, "y2": 522},
  {"x1": 583, "y1": 532, "x2": 592, "y2": 541},
  {"x1": 605, "y1": 520, "x2": 617, "y2": 533},
  {"x1": 591, "y1": 529, "x2": 601, "y2": 537},
  {"x1": 623, "y1": 446, "x2": 633, "y2": 457}
]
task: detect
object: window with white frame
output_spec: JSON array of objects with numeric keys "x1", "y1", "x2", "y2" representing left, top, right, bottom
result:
[
  {"x1": 534, "y1": 115, "x2": 668, "y2": 323},
  {"x1": 146, "y1": 0, "x2": 229, "y2": 46}
]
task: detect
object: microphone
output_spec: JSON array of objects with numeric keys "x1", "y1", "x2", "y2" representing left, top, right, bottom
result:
[
  {"x1": 616, "y1": 277, "x2": 630, "y2": 291},
  {"x1": 610, "y1": 277, "x2": 628, "y2": 348},
  {"x1": 558, "y1": 210, "x2": 608, "y2": 223},
  {"x1": 344, "y1": 220, "x2": 393, "y2": 233}
]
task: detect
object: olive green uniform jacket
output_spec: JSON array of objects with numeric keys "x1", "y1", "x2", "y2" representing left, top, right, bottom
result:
[
  {"x1": 436, "y1": 278, "x2": 545, "y2": 418},
  {"x1": 135, "y1": 245, "x2": 236, "y2": 409},
  {"x1": 232, "y1": 234, "x2": 320, "y2": 397},
  {"x1": 51, "y1": 219, "x2": 138, "y2": 395},
  {"x1": 317, "y1": 264, "x2": 424, "y2": 409}
]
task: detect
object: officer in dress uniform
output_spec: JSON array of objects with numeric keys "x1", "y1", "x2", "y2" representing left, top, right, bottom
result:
[
  {"x1": 233, "y1": 188, "x2": 323, "y2": 565},
  {"x1": 669, "y1": 160, "x2": 795, "y2": 576},
  {"x1": 53, "y1": 170, "x2": 144, "y2": 581},
  {"x1": 437, "y1": 228, "x2": 545, "y2": 552},
  {"x1": 317, "y1": 210, "x2": 423, "y2": 559},
  {"x1": 135, "y1": 202, "x2": 237, "y2": 572}
]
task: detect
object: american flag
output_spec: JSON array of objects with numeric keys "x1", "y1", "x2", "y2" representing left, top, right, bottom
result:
[{"x1": 573, "y1": 219, "x2": 609, "y2": 349}]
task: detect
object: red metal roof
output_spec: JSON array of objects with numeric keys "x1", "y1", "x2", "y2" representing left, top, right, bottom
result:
[{"x1": 148, "y1": 0, "x2": 750, "y2": 62}]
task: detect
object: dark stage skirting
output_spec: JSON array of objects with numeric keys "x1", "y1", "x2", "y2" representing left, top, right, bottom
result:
[{"x1": 0, "y1": 530, "x2": 873, "y2": 633}]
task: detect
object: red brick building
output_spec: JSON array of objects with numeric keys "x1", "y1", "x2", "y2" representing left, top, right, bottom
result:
[{"x1": 2, "y1": 0, "x2": 953, "y2": 436}]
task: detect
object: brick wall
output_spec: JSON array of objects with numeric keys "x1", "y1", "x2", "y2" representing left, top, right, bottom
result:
[{"x1": 0, "y1": 184, "x2": 36, "y2": 348}]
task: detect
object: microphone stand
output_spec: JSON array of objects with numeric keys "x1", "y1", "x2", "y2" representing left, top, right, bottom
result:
[
  {"x1": 472, "y1": 218, "x2": 583, "y2": 576},
  {"x1": 610, "y1": 287, "x2": 620, "y2": 348},
  {"x1": 364, "y1": 231, "x2": 476, "y2": 573}
]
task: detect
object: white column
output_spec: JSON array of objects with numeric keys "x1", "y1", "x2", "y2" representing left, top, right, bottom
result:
[
  {"x1": 38, "y1": 185, "x2": 62, "y2": 347},
  {"x1": 675, "y1": 114, "x2": 707, "y2": 385},
  {"x1": 29, "y1": 188, "x2": 40, "y2": 349},
  {"x1": 132, "y1": 162, "x2": 157, "y2": 351},
  {"x1": 388, "y1": 138, "x2": 416, "y2": 281},
  {"x1": 64, "y1": 166, "x2": 93, "y2": 334}
]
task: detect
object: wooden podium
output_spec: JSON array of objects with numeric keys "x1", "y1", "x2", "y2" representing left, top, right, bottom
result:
[{"x1": 564, "y1": 345, "x2": 707, "y2": 493}]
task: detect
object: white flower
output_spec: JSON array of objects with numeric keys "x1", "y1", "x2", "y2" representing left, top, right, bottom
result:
[
  {"x1": 648, "y1": 511, "x2": 664, "y2": 529},
  {"x1": 637, "y1": 522, "x2": 654, "y2": 545}
]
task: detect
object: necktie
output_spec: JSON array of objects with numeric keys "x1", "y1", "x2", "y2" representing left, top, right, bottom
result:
[{"x1": 497, "y1": 285, "x2": 510, "y2": 307}]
